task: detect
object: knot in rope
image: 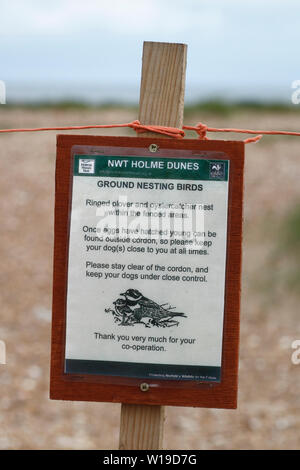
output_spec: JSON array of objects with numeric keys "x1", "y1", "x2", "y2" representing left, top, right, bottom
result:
[
  {"x1": 194, "y1": 122, "x2": 209, "y2": 140},
  {"x1": 1, "y1": 119, "x2": 300, "y2": 144},
  {"x1": 182, "y1": 122, "x2": 209, "y2": 140},
  {"x1": 128, "y1": 120, "x2": 185, "y2": 139}
]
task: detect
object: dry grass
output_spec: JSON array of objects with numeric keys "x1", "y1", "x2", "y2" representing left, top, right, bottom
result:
[{"x1": 0, "y1": 107, "x2": 300, "y2": 449}]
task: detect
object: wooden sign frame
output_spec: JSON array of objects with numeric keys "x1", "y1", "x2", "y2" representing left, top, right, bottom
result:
[{"x1": 50, "y1": 134, "x2": 244, "y2": 409}]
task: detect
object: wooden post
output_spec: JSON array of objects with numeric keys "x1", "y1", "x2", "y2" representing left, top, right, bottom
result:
[
  {"x1": 119, "y1": 41, "x2": 187, "y2": 450},
  {"x1": 138, "y1": 41, "x2": 187, "y2": 129}
]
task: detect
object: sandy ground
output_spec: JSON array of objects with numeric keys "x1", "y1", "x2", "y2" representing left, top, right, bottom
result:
[{"x1": 0, "y1": 108, "x2": 300, "y2": 449}]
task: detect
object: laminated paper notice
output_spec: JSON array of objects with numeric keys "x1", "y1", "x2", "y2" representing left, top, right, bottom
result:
[{"x1": 64, "y1": 155, "x2": 229, "y2": 382}]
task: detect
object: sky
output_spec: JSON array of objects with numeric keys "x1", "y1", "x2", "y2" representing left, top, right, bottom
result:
[{"x1": 1, "y1": 0, "x2": 300, "y2": 103}]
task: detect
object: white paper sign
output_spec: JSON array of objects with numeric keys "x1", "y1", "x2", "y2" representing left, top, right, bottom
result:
[{"x1": 64, "y1": 155, "x2": 229, "y2": 382}]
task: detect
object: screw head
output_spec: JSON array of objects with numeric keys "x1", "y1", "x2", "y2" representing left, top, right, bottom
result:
[
  {"x1": 140, "y1": 382, "x2": 150, "y2": 392},
  {"x1": 149, "y1": 143, "x2": 159, "y2": 153}
]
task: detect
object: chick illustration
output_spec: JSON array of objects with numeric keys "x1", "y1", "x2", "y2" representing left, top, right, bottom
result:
[{"x1": 113, "y1": 298, "x2": 133, "y2": 325}]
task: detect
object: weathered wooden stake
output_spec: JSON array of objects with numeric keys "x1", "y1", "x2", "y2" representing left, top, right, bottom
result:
[{"x1": 119, "y1": 41, "x2": 187, "y2": 450}]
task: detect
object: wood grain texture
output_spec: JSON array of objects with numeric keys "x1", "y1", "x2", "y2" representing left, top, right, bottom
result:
[
  {"x1": 138, "y1": 41, "x2": 187, "y2": 130},
  {"x1": 120, "y1": 41, "x2": 187, "y2": 449},
  {"x1": 50, "y1": 135, "x2": 244, "y2": 410},
  {"x1": 119, "y1": 404, "x2": 165, "y2": 450}
]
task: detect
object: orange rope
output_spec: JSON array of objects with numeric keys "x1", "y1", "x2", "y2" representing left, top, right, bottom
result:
[
  {"x1": 0, "y1": 120, "x2": 184, "y2": 139},
  {"x1": 1, "y1": 119, "x2": 300, "y2": 143},
  {"x1": 183, "y1": 122, "x2": 300, "y2": 143}
]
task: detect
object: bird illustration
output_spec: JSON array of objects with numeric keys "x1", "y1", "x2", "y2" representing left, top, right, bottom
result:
[
  {"x1": 120, "y1": 289, "x2": 145, "y2": 307},
  {"x1": 113, "y1": 298, "x2": 133, "y2": 325},
  {"x1": 120, "y1": 289, "x2": 186, "y2": 326}
]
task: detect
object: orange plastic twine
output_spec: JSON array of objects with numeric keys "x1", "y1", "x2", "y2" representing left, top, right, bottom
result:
[
  {"x1": 1, "y1": 119, "x2": 300, "y2": 143},
  {"x1": 183, "y1": 122, "x2": 300, "y2": 143},
  {"x1": 0, "y1": 120, "x2": 184, "y2": 139},
  {"x1": 182, "y1": 123, "x2": 263, "y2": 144}
]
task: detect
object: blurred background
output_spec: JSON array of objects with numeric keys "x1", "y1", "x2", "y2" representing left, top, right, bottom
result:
[{"x1": 0, "y1": 0, "x2": 300, "y2": 450}]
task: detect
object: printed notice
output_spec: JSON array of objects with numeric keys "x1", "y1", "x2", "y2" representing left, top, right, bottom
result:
[{"x1": 65, "y1": 155, "x2": 230, "y2": 382}]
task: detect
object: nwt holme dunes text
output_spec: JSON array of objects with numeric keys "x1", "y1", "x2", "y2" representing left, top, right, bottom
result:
[{"x1": 107, "y1": 158, "x2": 200, "y2": 171}]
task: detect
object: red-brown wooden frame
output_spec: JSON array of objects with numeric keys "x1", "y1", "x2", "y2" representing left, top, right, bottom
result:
[{"x1": 50, "y1": 135, "x2": 244, "y2": 409}]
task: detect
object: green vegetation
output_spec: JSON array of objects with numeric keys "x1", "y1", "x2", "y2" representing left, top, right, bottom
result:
[
  {"x1": 254, "y1": 205, "x2": 300, "y2": 298},
  {"x1": 279, "y1": 204, "x2": 300, "y2": 291},
  {"x1": 2, "y1": 100, "x2": 300, "y2": 115},
  {"x1": 184, "y1": 100, "x2": 300, "y2": 116},
  {"x1": 2, "y1": 101, "x2": 138, "y2": 112},
  {"x1": 282, "y1": 205, "x2": 300, "y2": 252}
]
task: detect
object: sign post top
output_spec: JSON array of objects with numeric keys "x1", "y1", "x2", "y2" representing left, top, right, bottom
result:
[{"x1": 139, "y1": 41, "x2": 187, "y2": 130}]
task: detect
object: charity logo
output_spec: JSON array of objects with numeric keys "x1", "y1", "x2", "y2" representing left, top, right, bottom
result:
[
  {"x1": 105, "y1": 289, "x2": 187, "y2": 328},
  {"x1": 209, "y1": 161, "x2": 225, "y2": 179}
]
